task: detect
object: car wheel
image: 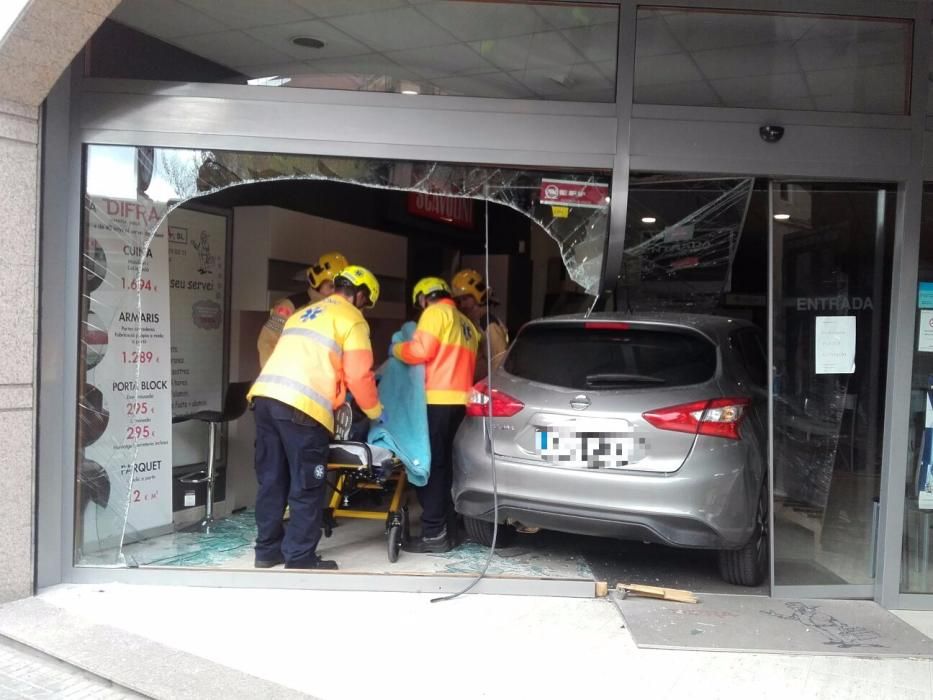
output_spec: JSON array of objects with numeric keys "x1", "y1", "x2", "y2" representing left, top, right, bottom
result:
[
  {"x1": 718, "y1": 484, "x2": 769, "y2": 587},
  {"x1": 463, "y1": 516, "x2": 512, "y2": 547}
]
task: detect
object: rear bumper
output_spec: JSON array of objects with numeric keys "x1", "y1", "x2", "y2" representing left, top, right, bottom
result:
[{"x1": 452, "y1": 419, "x2": 763, "y2": 550}]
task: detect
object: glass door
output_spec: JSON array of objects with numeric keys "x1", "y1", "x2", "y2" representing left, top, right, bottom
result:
[{"x1": 769, "y1": 181, "x2": 895, "y2": 592}]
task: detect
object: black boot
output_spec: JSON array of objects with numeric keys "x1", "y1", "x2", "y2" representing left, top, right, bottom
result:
[
  {"x1": 284, "y1": 555, "x2": 339, "y2": 570},
  {"x1": 402, "y1": 527, "x2": 451, "y2": 554},
  {"x1": 254, "y1": 554, "x2": 285, "y2": 568}
]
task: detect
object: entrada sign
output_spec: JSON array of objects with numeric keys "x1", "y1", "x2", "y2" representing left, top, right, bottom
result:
[{"x1": 795, "y1": 296, "x2": 874, "y2": 311}]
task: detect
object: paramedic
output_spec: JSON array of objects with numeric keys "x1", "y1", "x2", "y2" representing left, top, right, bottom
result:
[
  {"x1": 248, "y1": 265, "x2": 383, "y2": 570},
  {"x1": 393, "y1": 277, "x2": 479, "y2": 553},
  {"x1": 451, "y1": 268, "x2": 509, "y2": 381},
  {"x1": 257, "y1": 251, "x2": 348, "y2": 367}
]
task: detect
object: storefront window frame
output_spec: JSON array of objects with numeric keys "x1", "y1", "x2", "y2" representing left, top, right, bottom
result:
[{"x1": 35, "y1": 0, "x2": 933, "y2": 607}]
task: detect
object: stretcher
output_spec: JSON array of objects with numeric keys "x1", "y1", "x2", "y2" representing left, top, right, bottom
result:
[{"x1": 323, "y1": 404, "x2": 410, "y2": 562}]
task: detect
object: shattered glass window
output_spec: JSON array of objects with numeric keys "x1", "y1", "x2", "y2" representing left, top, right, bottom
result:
[
  {"x1": 75, "y1": 144, "x2": 609, "y2": 566},
  {"x1": 620, "y1": 176, "x2": 756, "y2": 312}
]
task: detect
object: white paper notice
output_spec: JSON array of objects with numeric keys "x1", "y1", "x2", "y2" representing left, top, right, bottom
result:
[
  {"x1": 814, "y1": 316, "x2": 856, "y2": 374},
  {"x1": 919, "y1": 311, "x2": 933, "y2": 352}
]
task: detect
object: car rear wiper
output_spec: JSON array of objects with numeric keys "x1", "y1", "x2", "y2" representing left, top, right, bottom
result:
[{"x1": 584, "y1": 373, "x2": 666, "y2": 386}]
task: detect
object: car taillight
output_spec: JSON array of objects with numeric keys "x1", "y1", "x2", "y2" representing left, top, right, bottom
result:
[
  {"x1": 642, "y1": 397, "x2": 751, "y2": 440},
  {"x1": 466, "y1": 380, "x2": 524, "y2": 418}
]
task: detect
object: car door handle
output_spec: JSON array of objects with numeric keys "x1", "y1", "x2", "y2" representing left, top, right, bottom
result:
[{"x1": 570, "y1": 395, "x2": 590, "y2": 411}]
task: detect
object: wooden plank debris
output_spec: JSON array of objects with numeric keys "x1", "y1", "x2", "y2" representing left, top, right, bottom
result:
[{"x1": 616, "y1": 583, "x2": 698, "y2": 604}]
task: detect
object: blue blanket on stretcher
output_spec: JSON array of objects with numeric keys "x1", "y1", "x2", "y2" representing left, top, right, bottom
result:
[{"x1": 368, "y1": 322, "x2": 431, "y2": 486}]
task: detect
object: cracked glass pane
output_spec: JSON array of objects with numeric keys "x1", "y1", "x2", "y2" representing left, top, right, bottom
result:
[
  {"x1": 75, "y1": 144, "x2": 609, "y2": 566},
  {"x1": 621, "y1": 176, "x2": 754, "y2": 311}
]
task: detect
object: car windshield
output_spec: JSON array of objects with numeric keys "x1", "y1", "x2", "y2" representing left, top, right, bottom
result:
[{"x1": 504, "y1": 323, "x2": 717, "y2": 391}]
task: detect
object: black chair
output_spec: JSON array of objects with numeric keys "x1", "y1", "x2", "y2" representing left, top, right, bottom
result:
[{"x1": 172, "y1": 381, "x2": 251, "y2": 533}]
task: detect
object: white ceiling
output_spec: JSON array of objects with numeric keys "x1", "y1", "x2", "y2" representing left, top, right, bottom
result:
[
  {"x1": 634, "y1": 9, "x2": 911, "y2": 114},
  {"x1": 109, "y1": 0, "x2": 620, "y2": 102},
  {"x1": 108, "y1": 1, "x2": 915, "y2": 113}
]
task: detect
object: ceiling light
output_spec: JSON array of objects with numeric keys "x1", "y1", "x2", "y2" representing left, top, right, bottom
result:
[
  {"x1": 641, "y1": 216, "x2": 656, "y2": 224},
  {"x1": 247, "y1": 75, "x2": 291, "y2": 87},
  {"x1": 773, "y1": 213, "x2": 790, "y2": 220},
  {"x1": 291, "y1": 36, "x2": 326, "y2": 49},
  {"x1": 399, "y1": 80, "x2": 420, "y2": 95}
]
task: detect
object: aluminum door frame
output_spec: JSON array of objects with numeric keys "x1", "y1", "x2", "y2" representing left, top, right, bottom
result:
[{"x1": 37, "y1": 0, "x2": 933, "y2": 603}]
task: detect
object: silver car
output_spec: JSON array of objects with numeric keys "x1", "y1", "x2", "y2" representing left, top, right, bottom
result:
[{"x1": 452, "y1": 313, "x2": 768, "y2": 586}]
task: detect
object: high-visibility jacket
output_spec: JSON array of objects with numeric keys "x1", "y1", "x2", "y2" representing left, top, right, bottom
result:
[
  {"x1": 393, "y1": 299, "x2": 479, "y2": 405},
  {"x1": 248, "y1": 294, "x2": 382, "y2": 433},
  {"x1": 474, "y1": 313, "x2": 509, "y2": 382},
  {"x1": 257, "y1": 287, "x2": 325, "y2": 369}
]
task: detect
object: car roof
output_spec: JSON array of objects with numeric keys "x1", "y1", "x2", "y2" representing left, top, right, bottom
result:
[{"x1": 524, "y1": 311, "x2": 758, "y2": 334}]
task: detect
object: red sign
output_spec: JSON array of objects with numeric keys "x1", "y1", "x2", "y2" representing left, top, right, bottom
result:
[
  {"x1": 670, "y1": 256, "x2": 700, "y2": 270},
  {"x1": 407, "y1": 192, "x2": 474, "y2": 229},
  {"x1": 539, "y1": 178, "x2": 609, "y2": 209}
]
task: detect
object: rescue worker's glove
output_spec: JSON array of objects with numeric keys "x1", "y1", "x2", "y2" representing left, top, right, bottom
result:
[{"x1": 375, "y1": 408, "x2": 389, "y2": 426}]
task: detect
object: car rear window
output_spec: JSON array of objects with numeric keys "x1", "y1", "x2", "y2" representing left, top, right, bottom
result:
[{"x1": 503, "y1": 323, "x2": 717, "y2": 391}]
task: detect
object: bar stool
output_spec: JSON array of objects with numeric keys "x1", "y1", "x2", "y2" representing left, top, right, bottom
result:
[{"x1": 173, "y1": 381, "x2": 251, "y2": 533}]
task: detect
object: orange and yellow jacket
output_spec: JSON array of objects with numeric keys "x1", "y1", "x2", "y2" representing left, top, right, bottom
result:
[
  {"x1": 257, "y1": 287, "x2": 325, "y2": 368},
  {"x1": 248, "y1": 294, "x2": 382, "y2": 433},
  {"x1": 393, "y1": 299, "x2": 480, "y2": 405}
]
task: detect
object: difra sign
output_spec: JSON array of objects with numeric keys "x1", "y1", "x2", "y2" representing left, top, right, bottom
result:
[{"x1": 539, "y1": 178, "x2": 609, "y2": 209}]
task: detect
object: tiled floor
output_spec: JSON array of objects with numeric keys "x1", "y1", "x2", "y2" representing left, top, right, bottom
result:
[
  {"x1": 106, "y1": 508, "x2": 594, "y2": 579},
  {"x1": 85, "y1": 507, "x2": 773, "y2": 593}
]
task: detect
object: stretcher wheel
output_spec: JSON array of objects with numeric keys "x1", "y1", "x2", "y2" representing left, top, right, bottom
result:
[
  {"x1": 387, "y1": 522, "x2": 402, "y2": 562},
  {"x1": 323, "y1": 509, "x2": 336, "y2": 538}
]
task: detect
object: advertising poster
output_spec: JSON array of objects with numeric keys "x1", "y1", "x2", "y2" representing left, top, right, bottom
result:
[
  {"x1": 168, "y1": 208, "x2": 226, "y2": 416},
  {"x1": 919, "y1": 389, "x2": 933, "y2": 510},
  {"x1": 82, "y1": 196, "x2": 173, "y2": 547},
  {"x1": 167, "y1": 208, "x2": 227, "y2": 468},
  {"x1": 919, "y1": 282, "x2": 933, "y2": 309},
  {"x1": 918, "y1": 310, "x2": 933, "y2": 353}
]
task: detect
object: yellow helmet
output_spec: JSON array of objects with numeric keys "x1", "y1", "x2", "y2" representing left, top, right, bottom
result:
[
  {"x1": 412, "y1": 276, "x2": 451, "y2": 305},
  {"x1": 451, "y1": 268, "x2": 487, "y2": 304},
  {"x1": 307, "y1": 251, "x2": 348, "y2": 289},
  {"x1": 336, "y1": 265, "x2": 380, "y2": 307}
]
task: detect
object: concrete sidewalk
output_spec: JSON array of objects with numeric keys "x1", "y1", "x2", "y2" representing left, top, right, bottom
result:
[
  {"x1": 0, "y1": 637, "x2": 141, "y2": 699},
  {"x1": 2, "y1": 584, "x2": 933, "y2": 699}
]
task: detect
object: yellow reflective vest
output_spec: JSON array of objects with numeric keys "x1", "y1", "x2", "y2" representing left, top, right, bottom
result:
[
  {"x1": 248, "y1": 294, "x2": 382, "y2": 433},
  {"x1": 394, "y1": 299, "x2": 479, "y2": 405}
]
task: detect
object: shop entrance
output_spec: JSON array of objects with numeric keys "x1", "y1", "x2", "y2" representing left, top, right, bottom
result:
[
  {"x1": 770, "y1": 181, "x2": 894, "y2": 593},
  {"x1": 618, "y1": 175, "x2": 894, "y2": 597},
  {"x1": 73, "y1": 147, "x2": 898, "y2": 597}
]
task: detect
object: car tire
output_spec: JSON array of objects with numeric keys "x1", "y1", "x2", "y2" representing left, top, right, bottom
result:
[
  {"x1": 464, "y1": 516, "x2": 512, "y2": 547},
  {"x1": 718, "y1": 484, "x2": 768, "y2": 587}
]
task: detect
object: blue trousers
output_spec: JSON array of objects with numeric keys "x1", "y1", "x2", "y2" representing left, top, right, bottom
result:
[
  {"x1": 415, "y1": 404, "x2": 465, "y2": 538},
  {"x1": 253, "y1": 397, "x2": 330, "y2": 565}
]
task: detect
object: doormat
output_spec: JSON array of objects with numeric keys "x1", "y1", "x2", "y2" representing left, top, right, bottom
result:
[{"x1": 610, "y1": 592, "x2": 933, "y2": 658}]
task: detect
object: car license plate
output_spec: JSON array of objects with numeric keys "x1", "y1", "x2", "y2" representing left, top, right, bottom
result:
[{"x1": 535, "y1": 425, "x2": 644, "y2": 469}]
